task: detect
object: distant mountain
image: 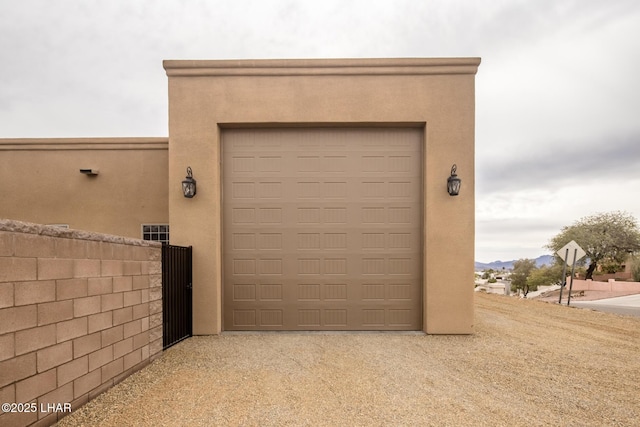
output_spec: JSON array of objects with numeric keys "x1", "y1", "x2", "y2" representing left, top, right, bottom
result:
[{"x1": 475, "y1": 255, "x2": 554, "y2": 271}]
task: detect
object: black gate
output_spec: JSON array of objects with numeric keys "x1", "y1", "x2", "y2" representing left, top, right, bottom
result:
[{"x1": 162, "y1": 244, "x2": 192, "y2": 349}]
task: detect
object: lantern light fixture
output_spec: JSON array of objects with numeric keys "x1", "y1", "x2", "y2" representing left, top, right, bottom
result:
[
  {"x1": 182, "y1": 166, "x2": 197, "y2": 198},
  {"x1": 447, "y1": 164, "x2": 461, "y2": 196}
]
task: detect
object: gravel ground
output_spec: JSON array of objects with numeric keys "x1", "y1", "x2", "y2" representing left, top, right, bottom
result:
[{"x1": 57, "y1": 293, "x2": 640, "y2": 427}]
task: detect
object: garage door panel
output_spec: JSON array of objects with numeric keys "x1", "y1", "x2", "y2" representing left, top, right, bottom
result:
[{"x1": 223, "y1": 128, "x2": 422, "y2": 330}]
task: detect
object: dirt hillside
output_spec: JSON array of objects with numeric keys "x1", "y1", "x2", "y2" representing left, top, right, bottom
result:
[{"x1": 57, "y1": 293, "x2": 640, "y2": 426}]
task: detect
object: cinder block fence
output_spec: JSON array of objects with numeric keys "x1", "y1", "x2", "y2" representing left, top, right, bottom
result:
[{"x1": 0, "y1": 219, "x2": 162, "y2": 427}]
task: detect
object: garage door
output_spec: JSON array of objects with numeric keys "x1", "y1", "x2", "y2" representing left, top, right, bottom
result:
[{"x1": 222, "y1": 128, "x2": 423, "y2": 330}]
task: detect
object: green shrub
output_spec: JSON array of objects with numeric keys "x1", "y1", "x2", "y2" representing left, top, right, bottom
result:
[{"x1": 632, "y1": 257, "x2": 640, "y2": 282}]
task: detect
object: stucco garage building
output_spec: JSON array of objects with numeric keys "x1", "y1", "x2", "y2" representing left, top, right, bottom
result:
[{"x1": 0, "y1": 57, "x2": 480, "y2": 334}]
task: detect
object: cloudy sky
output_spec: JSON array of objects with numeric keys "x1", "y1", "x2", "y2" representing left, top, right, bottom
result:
[{"x1": 1, "y1": 0, "x2": 639, "y2": 263}]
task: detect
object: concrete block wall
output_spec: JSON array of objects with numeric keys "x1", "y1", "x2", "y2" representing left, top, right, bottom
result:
[
  {"x1": 0, "y1": 219, "x2": 162, "y2": 427},
  {"x1": 571, "y1": 279, "x2": 640, "y2": 293}
]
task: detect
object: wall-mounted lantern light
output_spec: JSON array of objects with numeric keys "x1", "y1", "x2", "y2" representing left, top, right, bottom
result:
[
  {"x1": 182, "y1": 166, "x2": 197, "y2": 198},
  {"x1": 447, "y1": 164, "x2": 461, "y2": 196}
]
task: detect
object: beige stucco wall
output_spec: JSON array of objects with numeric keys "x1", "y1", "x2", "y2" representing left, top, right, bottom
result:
[
  {"x1": 164, "y1": 58, "x2": 480, "y2": 334},
  {"x1": 0, "y1": 138, "x2": 168, "y2": 239}
]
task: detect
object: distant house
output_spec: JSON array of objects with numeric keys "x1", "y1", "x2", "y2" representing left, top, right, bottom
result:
[{"x1": 591, "y1": 254, "x2": 636, "y2": 281}]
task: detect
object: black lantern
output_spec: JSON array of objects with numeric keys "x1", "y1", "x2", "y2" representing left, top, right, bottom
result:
[
  {"x1": 182, "y1": 167, "x2": 197, "y2": 198},
  {"x1": 447, "y1": 164, "x2": 461, "y2": 196}
]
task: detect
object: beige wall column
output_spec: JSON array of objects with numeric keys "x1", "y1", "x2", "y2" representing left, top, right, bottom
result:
[
  {"x1": 167, "y1": 93, "x2": 223, "y2": 334},
  {"x1": 422, "y1": 74, "x2": 477, "y2": 333},
  {"x1": 164, "y1": 58, "x2": 480, "y2": 334}
]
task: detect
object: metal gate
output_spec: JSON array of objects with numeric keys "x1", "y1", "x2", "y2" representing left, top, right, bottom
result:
[{"x1": 162, "y1": 244, "x2": 192, "y2": 349}]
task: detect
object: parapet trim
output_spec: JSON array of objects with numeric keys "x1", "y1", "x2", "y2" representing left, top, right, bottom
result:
[
  {"x1": 0, "y1": 137, "x2": 168, "y2": 151},
  {"x1": 163, "y1": 57, "x2": 481, "y2": 77}
]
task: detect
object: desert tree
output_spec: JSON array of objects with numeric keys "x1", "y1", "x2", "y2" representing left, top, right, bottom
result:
[
  {"x1": 510, "y1": 258, "x2": 537, "y2": 296},
  {"x1": 546, "y1": 211, "x2": 640, "y2": 279},
  {"x1": 526, "y1": 262, "x2": 563, "y2": 289}
]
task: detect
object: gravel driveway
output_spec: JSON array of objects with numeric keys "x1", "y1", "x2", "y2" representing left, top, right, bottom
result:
[{"x1": 57, "y1": 293, "x2": 640, "y2": 426}]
